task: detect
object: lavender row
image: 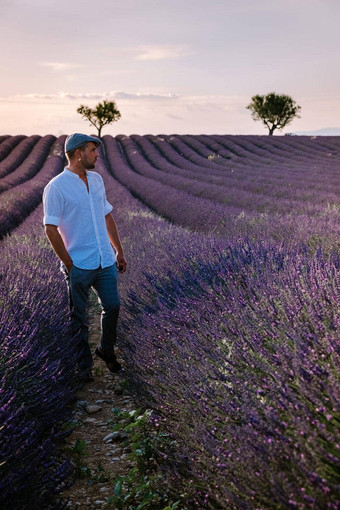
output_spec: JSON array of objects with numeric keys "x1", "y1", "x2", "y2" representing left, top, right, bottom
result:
[
  {"x1": 103, "y1": 135, "x2": 247, "y2": 236},
  {"x1": 93, "y1": 150, "x2": 340, "y2": 506},
  {"x1": 205, "y1": 134, "x2": 296, "y2": 164},
  {"x1": 131, "y1": 134, "x2": 274, "y2": 191},
  {"x1": 118, "y1": 135, "x2": 256, "y2": 206},
  {"x1": 0, "y1": 135, "x2": 56, "y2": 193},
  {"x1": 206, "y1": 134, "x2": 340, "y2": 167},
  {"x1": 185, "y1": 135, "x2": 340, "y2": 202},
  {"x1": 0, "y1": 135, "x2": 41, "y2": 179},
  {"x1": 184, "y1": 133, "x2": 297, "y2": 172},
  {"x1": 174, "y1": 134, "x2": 340, "y2": 184},
  {"x1": 0, "y1": 148, "x2": 153, "y2": 509},
  {"x1": 146, "y1": 134, "x2": 340, "y2": 201},
  {"x1": 162, "y1": 133, "x2": 283, "y2": 173},
  {"x1": 179, "y1": 134, "x2": 337, "y2": 193},
  {"x1": 103, "y1": 136, "x2": 340, "y2": 252},
  {"x1": 130, "y1": 133, "x2": 255, "y2": 193},
  {"x1": 146, "y1": 133, "x2": 225, "y2": 173},
  {"x1": 248, "y1": 133, "x2": 340, "y2": 163},
  {"x1": 119, "y1": 236, "x2": 340, "y2": 509},
  {"x1": 0, "y1": 135, "x2": 26, "y2": 163},
  {"x1": 146, "y1": 133, "x2": 339, "y2": 189},
  {"x1": 92, "y1": 158, "x2": 340, "y2": 508},
  {"x1": 0, "y1": 136, "x2": 66, "y2": 239},
  {"x1": 209, "y1": 134, "x2": 340, "y2": 182},
  {"x1": 0, "y1": 135, "x2": 10, "y2": 145},
  {"x1": 0, "y1": 203, "x2": 80, "y2": 510},
  {"x1": 177, "y1": 133, "x2": 286, "y2": 169},
  {"x1": 133, "y1": 134, "x2": 307, "y2": 195},
  {"x1": 118, "y1": 135, "x2": 338, "y2": 214}
]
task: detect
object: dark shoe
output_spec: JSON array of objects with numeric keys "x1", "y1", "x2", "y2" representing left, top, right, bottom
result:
[
  {"x1": 95, "y1": 347, "x2": 122, "y2": 373},
  {"x1": 78, "y1": 369, "x2": 94, "y2": 382}
]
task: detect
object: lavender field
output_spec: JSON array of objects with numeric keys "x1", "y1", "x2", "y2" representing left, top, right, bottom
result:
[{"x1": 0, "y1": 134, "x2": 339, "y2": 509}]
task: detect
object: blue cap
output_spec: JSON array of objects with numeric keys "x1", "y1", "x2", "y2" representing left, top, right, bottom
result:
[{"x1": 65, "y1": 133, "x2": 101, "y2": 153}]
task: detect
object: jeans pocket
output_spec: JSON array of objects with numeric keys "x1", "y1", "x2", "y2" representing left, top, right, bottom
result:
[{"x1": 61, "y1": 263, "x2": 77, "y2": 277}]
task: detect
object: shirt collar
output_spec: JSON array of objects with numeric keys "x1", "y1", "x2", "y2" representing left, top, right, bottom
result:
[{"x1": 64, "y1": 167, "x2": 89, "y2": 179}]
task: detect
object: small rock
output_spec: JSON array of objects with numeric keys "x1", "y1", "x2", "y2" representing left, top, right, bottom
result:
[
  {"x1": 103, "y1": 431, "x2": 121, "y2": 442},
  {"x1": 83, "y1": 417, "x2": 99, "y2": 424},
  {"x1": 86, "y1": 405, "x2": 102, "y2": 414}
]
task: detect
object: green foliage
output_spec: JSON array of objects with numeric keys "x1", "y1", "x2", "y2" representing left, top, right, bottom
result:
[
  {"x1": 66, "y1": 440, "x2": 111, "y2": 483},
  {"x1": 66, "y1": 439, "x2": 91, "y2": 479},
  {"x1": 246, "y1": 92, "x2": 301, "y2": 135},
  {"x1": 77, "y1": 100, "x2": 121, "y2": 137},
  {"x1": 106, "y1": 409, "x2": 184, "y2": 510}
]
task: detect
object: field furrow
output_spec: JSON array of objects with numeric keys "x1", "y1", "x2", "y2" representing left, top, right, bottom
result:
[
  {"x1": 168, "y1": 134, "x2": 340, "y2": 195},
  {"x1": 118, "y1": 135, "x2": 338, "y2": 215},
  {"x1": 0, "y1": 136, "x2": 65, "y2": 239},
  {"x1": 0, "y1": 135, "x2": 26, "y2": 163},
  {"x1": 103, "y1": 135, "x2": 244, "y2": 236},
  {"x1": 0, "y1": 135, "x2": 56, "y2": 193},
  {"x1": 0, "y1": 135, "x2": 41, "y2": 178}
]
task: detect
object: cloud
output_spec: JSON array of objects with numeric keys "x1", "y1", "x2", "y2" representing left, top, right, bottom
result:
[
  {"x1": 0, "y1": 90, "x2": 179, "y2": 103},
  {"x1": 113, "y1": 91, "x2": 178, "y2": 101},
  {"x1": 40, "y1": 62, "x2": 80, "y2": 71},
  {"x1": 0, "y1": 91, "x2": 255, "y2": 131},
  {"x1": 134, "y1": 45, "x2": 193, "y2": 61}
]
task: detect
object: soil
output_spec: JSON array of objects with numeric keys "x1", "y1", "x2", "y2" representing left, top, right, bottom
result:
[{"x1": 61, "y1": 305, "x2": 136, "y2": 509}]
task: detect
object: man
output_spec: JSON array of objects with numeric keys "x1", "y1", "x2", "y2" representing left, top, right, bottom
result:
[{"x1": 43, "y1": 133, "x2": 127, "y2": 382}]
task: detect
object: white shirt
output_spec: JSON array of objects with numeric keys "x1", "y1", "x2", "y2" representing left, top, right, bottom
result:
[{"x1": 43, "y1": 168, "x2": 115, "y2": 269}]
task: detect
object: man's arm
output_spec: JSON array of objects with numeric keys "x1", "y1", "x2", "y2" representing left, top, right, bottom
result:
[
  {"x1": 105, "y1": 213, "x2": 127, "y2": 273},
  {"x1": 45, "y1": 224, "x2": 73, "y2": 273}
]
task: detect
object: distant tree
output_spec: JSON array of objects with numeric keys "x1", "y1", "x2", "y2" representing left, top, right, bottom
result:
[
  {"x1": 246, "y1": 93, "x2": 301, "y2": 135},
  {"x1": 77, "y1": 100, "x2": 121, "y2": 137}
]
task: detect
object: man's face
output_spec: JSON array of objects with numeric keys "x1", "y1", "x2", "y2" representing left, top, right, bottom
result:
[{"x1": 79, "y1": 142, "x2": 99, "y2": 169}]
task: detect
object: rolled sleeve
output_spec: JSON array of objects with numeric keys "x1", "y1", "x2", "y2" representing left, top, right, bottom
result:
[
  {"x1": 104, "y1": 199, "x2": 113, "y2": 215},
  {"x1": 43, "y1": 215, "x2": 60, "y2": 226},
  {"x1": 99, "y1": 174, "x2": 113, "y2": 215},
  {"x1": 43, "y1": 183, "x2": 63, "y2": 226}
]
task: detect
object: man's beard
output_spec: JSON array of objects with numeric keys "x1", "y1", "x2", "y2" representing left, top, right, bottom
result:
[{"x1": 83, "y1": 158, "x2": 96, "y2": 170}]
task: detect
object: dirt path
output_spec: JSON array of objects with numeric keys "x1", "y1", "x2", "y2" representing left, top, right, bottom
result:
[{"x1": 61, "y1": 306, "x2": 136, "y2": 509}]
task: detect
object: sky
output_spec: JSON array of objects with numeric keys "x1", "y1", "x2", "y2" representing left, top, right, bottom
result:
[{"x1": 1, "y1": 0, "x2": 340, "y2": 136}]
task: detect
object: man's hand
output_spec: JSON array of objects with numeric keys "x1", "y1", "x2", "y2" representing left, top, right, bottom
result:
[
  {"x1": 105, "y1": 214, "x2": 127, "y2": 273},
  {"x1": 116, "y1": 253, "x2": 127, "y2": 273},
  {"x1": 65, "y1": 262, "x2": 73, "y2": 274}
]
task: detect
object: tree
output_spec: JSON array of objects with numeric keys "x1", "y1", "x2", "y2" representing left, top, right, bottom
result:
[
  {"x1": 246, "y1": 93, "x2": 301, "y2": 135},
  {"x1": 77, "y1": 100, "x2": 121, "y2": 137}
]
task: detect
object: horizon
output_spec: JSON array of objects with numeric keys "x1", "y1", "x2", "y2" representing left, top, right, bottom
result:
[{"x1": 1, "y1": 0, "x2": 340, "y2": 136}]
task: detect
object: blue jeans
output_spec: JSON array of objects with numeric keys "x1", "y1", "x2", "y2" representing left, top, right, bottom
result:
[{"x1": 63, "y1": 264, "x2": 120, "y2": 370}]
